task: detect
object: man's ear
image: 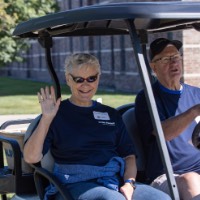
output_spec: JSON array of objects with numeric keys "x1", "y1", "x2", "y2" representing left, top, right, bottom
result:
[{"x1": 150, "y1": 62, "x2": 156, "y2": 73}]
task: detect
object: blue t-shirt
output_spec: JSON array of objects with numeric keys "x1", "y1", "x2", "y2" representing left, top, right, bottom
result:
[
  {"x1": 135, "y1": 81, "x2": 200, "y2": 182},
  {"x1": 43, "y1": 99, "x2": 135, "y2": 166}
]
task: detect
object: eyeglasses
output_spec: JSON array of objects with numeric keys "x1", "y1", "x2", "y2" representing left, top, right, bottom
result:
[
  {"x1": 69, "y1": 73, "x2": 99, "y2": 83},
  {"x1": 153, "y1": 54, "x2": 182, "y2": 64}
]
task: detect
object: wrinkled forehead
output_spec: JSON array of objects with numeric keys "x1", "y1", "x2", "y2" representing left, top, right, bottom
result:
[
  {"x1": 70, "y1": 63, "x2": 100, "y2": 75},
  {"x1": 66, "y1": 61, "x2": 101, "y2": 75},
  {"x1": 74, "y1": 62, "x2": 99, "y2": 71},
  {"x1": 156, "y1": 44, "x2": 180, "y2": 57}
]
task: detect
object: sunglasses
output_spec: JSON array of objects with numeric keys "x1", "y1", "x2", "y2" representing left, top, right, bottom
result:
[{"x1": 69, "y1": 73, "x2": 99, "y2": 83}]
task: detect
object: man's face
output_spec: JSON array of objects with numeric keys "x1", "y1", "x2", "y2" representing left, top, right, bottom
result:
[{"x1": 150, "y1": 44, "x2": 183, "y2": 86}]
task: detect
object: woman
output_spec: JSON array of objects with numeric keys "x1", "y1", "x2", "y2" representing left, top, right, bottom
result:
[{"x1": 24, "y1": 53, "x2": 171, "y2": 200}]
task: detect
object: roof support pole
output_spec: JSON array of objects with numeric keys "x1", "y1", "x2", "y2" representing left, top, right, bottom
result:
[
  {"x1": 126, "y1": 19, "x2": 180, "y2": 200},
  {"x1": 38, "y1": 31, "x2": 61, "y2": 99}
]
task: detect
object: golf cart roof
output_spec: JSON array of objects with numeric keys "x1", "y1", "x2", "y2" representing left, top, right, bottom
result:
[
  {"x1": 12, "y1": 2, "x2": 200, "y2": 200},
  {"x1": 13, "y1": 1, "x2": 200, "y2": 38}
]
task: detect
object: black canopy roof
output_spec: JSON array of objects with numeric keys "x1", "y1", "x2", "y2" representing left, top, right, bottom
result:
[
  {"x1": 12, "y1": 3, "x2": 200, "y2": 199},
  {"x1": 13, "y1": 1, "x2": 200, "y2": 38}
]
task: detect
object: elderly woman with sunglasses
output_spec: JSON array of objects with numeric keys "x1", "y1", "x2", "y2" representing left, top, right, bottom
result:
[{"x1": 24, "y1": 53, "x2": 171, "y2": 200}]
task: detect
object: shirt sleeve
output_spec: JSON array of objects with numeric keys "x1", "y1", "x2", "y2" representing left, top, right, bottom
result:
[{"x1": 135, "y1": 88, "x2": 167, "y2": 145}]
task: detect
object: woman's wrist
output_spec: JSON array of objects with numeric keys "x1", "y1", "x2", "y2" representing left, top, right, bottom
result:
[{"x1": 124, "y1": 179, "x2": 136, "y2": 189}]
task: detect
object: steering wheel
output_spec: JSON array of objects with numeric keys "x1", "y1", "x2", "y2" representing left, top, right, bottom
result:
[{"x1": 192, "y1": 122, "x2": 200, "y2": 149}]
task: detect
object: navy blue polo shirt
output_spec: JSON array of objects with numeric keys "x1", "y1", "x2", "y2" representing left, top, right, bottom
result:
[
  {"x1": 43, "y1": 99, "x2": 135, "y2": 166},
  {"x1": 135, "y1": 81, "x2": 200, "y2": 182}
]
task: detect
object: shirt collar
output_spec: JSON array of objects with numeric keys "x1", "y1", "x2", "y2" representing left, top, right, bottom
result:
[{"x1": 158, "y1": 81, "x2": 183, "y2": 94}]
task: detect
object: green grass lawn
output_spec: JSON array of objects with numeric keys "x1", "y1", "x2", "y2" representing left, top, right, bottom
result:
[{"x1": 0, "y1": 77, "x2": 135, "y2": 114}]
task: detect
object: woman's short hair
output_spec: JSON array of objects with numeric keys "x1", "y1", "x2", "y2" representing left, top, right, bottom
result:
[{"x1": 64, "y1": 53, "x2": 101, "y2": 75}]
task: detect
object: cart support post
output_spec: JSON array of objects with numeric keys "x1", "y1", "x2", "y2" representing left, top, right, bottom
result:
[
  {"x1": 126, "y1": 19, "x2": 180, "y2": 200},
  {"x1": 38, "y1": 31, "x2": 61, "y2": 99}
]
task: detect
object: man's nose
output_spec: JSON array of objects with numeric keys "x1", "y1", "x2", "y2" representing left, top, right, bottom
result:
[{"x1": 170, "y1": 57, "x2": 178, "y2": 64}]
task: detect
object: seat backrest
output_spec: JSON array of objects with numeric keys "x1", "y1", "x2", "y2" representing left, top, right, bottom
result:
[
  {"x1": 24, "y1": 115, "x2": 54, "y2": 172},
  {"x1": 122, "y1": 107, "x2": 146, "y2": 182}
]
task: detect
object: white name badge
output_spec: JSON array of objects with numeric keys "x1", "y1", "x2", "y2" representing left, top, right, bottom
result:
[{"x1": 93, "y1": 111, "x2": 110, "y2": 120}]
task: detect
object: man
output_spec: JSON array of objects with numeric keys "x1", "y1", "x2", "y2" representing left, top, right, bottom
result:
[{"x1": 135, "y1": 38, "x2": 200, "y2": 200}]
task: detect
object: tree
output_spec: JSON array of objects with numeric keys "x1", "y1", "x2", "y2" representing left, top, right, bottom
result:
[{"x1": 0, "y1": 0, "x2": 59, "y2": 67}]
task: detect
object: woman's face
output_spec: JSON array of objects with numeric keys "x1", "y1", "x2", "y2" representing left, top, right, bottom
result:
[{"x1": 66, "y1": 64, "x2": 100, "y2": 106}]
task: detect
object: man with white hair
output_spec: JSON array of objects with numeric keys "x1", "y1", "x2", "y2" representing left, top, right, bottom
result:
[{"x1": 135, "y1": 38, "x2": 200, "y2": 200}]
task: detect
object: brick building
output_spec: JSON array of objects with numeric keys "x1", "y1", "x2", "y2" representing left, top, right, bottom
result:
[{"x1": 1, "y1": 0, "x2": 200, "y2": 93}]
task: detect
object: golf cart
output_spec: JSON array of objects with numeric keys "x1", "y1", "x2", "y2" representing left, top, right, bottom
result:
[{"x1": 1, "y1": 1, "x2": 200, "y2": 200}]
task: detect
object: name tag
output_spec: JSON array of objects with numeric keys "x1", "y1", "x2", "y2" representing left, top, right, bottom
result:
[{"x1": 93, "y1": 111, "x2": 110, "y2": 120}]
